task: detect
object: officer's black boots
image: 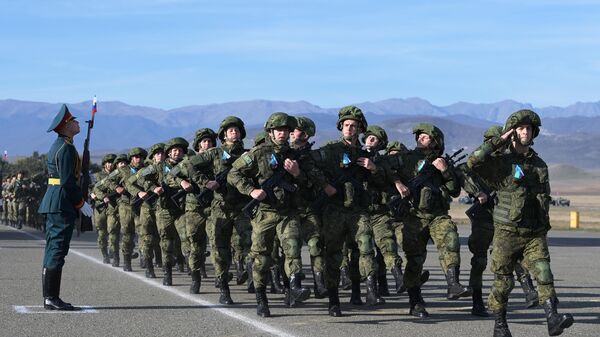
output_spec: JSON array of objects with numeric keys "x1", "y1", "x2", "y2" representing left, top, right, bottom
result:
[
  {"x1": 289, "y1": 273, "x2": 311, "y2": 306},
  {"x1": 101, "y1": 247, "x2": 110, "y2": 264},
  {"x1": 471, "y1": 287, "x2": 489, "y2": 317},
  {"x1": 123, "y1": 255, "x2": 132, "y2": 272},
  {"x1": 446, "y1": 265, "x2": 472, "y2": 300},
  {"x1": 145, "y1": 261, "x2": 156, "y2": 279},
  {"x1": 543, "y1": 297, "x2": 574, "y2": 336},
  {"x1": 328, "y1": 287, "x2": 342, "y2": 317},
  {"x1": 366, "y1": 274, "x2": 386, "y2": 306},
  {"x1": 408, "y1": 287, "x2": 429, "y2": 318},
  {"x1": 42, "y1": 268, "x2": 75, "y2": 311},
  {"x1": 163, "y1": 263, "x2": 173, "y2": 286},
  {"x1": 391, "y1": 263, "x2": 407, "y2": 294},
  {"x1": 236, "y1": 257, "x2": 248, "y2": 285},
  {"x1": 270, "y1": 265, "x2": 285, "y2": 294},
  {"x1": 218, "y1": 276, "x2": 234, "y2": 305},
  {"x1": 340, "y1": 267, "x2": 352, "y2": 290},
  {"x1": 255, "y1": 287, "x2": 271, "y2": 318},
  {"x1": 519, "y1": 274, "x2": 539, "y2": 308},
  {"x1": 190, "y1": 270, "x2": 201, "y2": 294},
  {"x1": 493, "y1": 310, "x2": 512, "y2": 337},
  {"x1": 349, "y1": 280, "x2": 364, "y2": 305},
  {"x1": 247, "y1": 260, "x2": 255, "y2": 293},
  {"x1": 313, "y1": 271, "x2": 328, "y2": 298}
]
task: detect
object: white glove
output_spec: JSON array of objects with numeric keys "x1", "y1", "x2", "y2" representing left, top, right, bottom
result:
[{"x1": 80, "y1": 201, "x2": 93, "y2": 218}]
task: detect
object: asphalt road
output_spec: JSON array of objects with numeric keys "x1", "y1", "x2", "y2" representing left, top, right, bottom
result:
[{"x1": 1, "y1": 224, "x2": 598, "y2": 337}]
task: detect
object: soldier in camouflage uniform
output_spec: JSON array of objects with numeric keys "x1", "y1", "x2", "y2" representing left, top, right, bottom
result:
[
  {"x1": 229, "y1": 112, "x2": 314, "y2": 317},
  {"x1": 106, "y1": 147, "x2": 147, "y2": 271},
  {"x1": 179, "y1": 117, "x2": 252, "y2": 303},
  {"x1": 90, "y1": 154, "x2": 116, "y2": 263},
  {"x1": 311, "y1": 106, "x2": 385, "y2": 316},
  {"x1": 13, "y1": 171, "x2": 30, "y2": 229},
  {"x1": 1, "y1": 178, "x2": 8, "y2": 225},
  {"x1": 467, "y1": 110, "x2": 573, "y2": 337},
  {"x1": 395, "y1": 123, "x2": 470, "y2": 318},
  {"x1": 137, "y1": 137, "x2": 188, "y2": 286}
]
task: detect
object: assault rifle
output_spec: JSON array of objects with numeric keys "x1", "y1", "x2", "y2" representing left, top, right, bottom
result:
[
  {"x1": 170, "y1": 167, "x2": 230, "y2": 209},
  {"x1": 77, "y1": 96, "x2": 97, "y2": 233},
  {"x1": 465, "y1": 191, "x2": 496, "y2": 223},
  {"x1": 311, "y1": 162, "x2": 364, "y2": 211}
]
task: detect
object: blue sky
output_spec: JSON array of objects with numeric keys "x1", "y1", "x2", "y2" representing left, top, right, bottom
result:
[{"x1": 1, "y1": 0, "x2": 599, "y2": 109}]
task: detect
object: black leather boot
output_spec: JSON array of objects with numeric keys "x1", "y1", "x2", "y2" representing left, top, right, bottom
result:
[
  {"x1": 366, "y1": 274, "x2": 386, "y2": 306},
  {"x1": 349, "y1": 280, "x2": 363, "y2": 305},
  {"x1": 43, "y1": 268, "x2": 75, "y2": 311},
  {"x1": 101, "y1": 247, "x2": 110, "y2": 264},
  {"x1": 154, "y1": 248, "x2": 163, "y2": 269},
  {"x1": 340, "y1": 267, "x2": 352, "y2": 290},
  {"x1": 446, "y1": 265, "x2": 472, "y2": 300},
  {"x1": 313, "y1": 270, "x2": 328, "y2": 298},
  {"x1": 408, "y1": 287, "x2": 429, "y2": 318},
  {"x1": 543, "y1": 297, "x2": 574, "y2": 336},
  {"x1": 123, "y1": 255, "x2": 133, "y2": 272},
  {"x1": 190, "y1": 270, "x2": 201, "y2": 294},
  {"x1": 471, "y1": 287, "x2": 489, "y2": 317},
  {"x1": 255, "y1": 287, "x2": 271, "y2": 317},
  {"x1": 391, "y1": 263, "x2": 407, "y2": 294},
  {"x1": 519, "y1": 274, "x2": 539, "y2": 308},
  {"x1": 493, "y1": 310, "x2": 512, "y2": 337},
  {"x1": 289, "y1": 273, "x2": 311, "y2": 306},
  {"x1": 218, "y1": 275, "x2": 234, "y2": 305},
  {"x1": 328, "y1": 287, "x2": 342, "y2": 317},
  {"x1": 236, "y1": 257, "x2": 248, "y2": 285},
  {"x1": 145, "y1": 261, "x2": 156, "y2": 279},
  {"x1": 163, "y1": 263, "x2": 172, "y2": 286},
  {"x1": 246, "y1": 260, "x2": 255, "y2": 293},
  {"x1": 270, "y1": 265, "x2": 285, "y2": 294}
]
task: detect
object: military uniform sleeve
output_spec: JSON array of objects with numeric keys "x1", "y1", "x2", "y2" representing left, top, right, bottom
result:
[
  {"x1": 125, "y1": 171, "x2": 144, "y2": 197},
  {"x1": 228, "y1": 151, "x2": 258, "y2": 196},
  {"x1": 189, "y1": 151, "x2": 216, "y2": 187}
]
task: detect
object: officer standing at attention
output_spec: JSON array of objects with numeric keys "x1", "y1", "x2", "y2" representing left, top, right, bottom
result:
[{"x1": 38, "y1": 104, "x2": 93, "y2": 310}]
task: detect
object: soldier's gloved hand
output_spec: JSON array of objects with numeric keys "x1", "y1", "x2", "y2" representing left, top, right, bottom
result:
[{"x1": 80, "y1": 202, "x2": 93, "y2": 218}]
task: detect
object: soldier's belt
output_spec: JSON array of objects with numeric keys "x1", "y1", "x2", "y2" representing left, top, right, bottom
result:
[{"x1": 48, "y1": 178, "x2": 61, "y2": 185}]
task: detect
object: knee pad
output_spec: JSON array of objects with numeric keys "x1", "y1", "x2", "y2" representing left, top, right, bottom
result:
[
  {"x1": 307, "y1": 237, "x2": 322, "y2": 257},
  {"x1": 357, "y1": 234, "x2": 374, "y2": 255},
  {"x1": 533, "y1": 259, "x2": 554, "y2": 285},
  {"x1": 445, "y1": 231, "x2": 460, "y2": 253}
]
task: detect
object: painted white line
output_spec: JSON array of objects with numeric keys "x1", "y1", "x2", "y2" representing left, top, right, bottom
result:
[
  {"x1": 8, "y1": 226, "x2": 299, "y2": 337},
  {"x1": 13, "y1": 305, "x2": 98, "y2": 314}
]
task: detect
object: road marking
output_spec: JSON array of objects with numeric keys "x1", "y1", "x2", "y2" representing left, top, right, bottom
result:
[
  {"x1": 14, "y1": 305, "x2": 98, "y2": 314},
  {"x1": 8, "y1": 226, "x2": 300, "y2": 337}
]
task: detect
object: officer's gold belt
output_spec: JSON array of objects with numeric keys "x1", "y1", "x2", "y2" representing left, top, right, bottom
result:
[{"x1": 48, "y1": 178, "x2": 61, "y2": 185}]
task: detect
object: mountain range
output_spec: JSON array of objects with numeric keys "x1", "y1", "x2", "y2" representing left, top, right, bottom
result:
[{"x1": 1, "y1": 98, "x2": 599, "y2": 168}]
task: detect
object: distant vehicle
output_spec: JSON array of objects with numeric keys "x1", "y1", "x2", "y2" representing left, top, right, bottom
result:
[
  {"x1": 458, "y1": 195, "x2": 475, "y2": 204},
  {"x1": 550, "y1": 196, "x2": 571, "y2": 207}
]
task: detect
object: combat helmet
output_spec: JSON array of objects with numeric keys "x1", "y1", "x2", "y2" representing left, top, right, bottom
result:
[
  {"x1": 193, "y1": 128, "x2": 217, "y2": 150},
  {"x1": 113, "y1": 154, "x2": 129, "y2": 165},
  {"x1": 361, "y1": 125, "x2": 388, "y2": 149},
  {"x1": 264, "y1": 112, "x2": 297, "y2": 132},
  {"x1": 412, "y1": 123, "x2": 445, "y2": 153},
  {"x1": 102, "y1": 153, "x2": 117, "y2": 165},
  {"x1": 165, "y1": 137, "x2": 190, "y2": 154},
  {"x1": 254, "y1": 131, "x2": 269, "y2": 146},
  {"x1": 504, "y1": 109, "x2": 542, "y2": 138},
  {"x1": 337, "y1": 105, "x2": 368, "y2": 131},
  {"x1": 147, "y1": 143, "x2": 165, "y2": 159},
  {"x1": 218, "y1": 116, "x2": 246, "y2": 142},
  {"x1": 385, "y1": 141, "x2": 408, "y2": 155},
  {"x1": 483, "y1": 125, "x2": 504, "y2": 140},
  {"x1": 295, "y1": 116, "x2": 316, "y2": 137},
  {"x1": 128, "y1": 147, "x2": 148, "y2": 161}
]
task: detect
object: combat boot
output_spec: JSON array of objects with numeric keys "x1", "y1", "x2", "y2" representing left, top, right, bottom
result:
[
  {"x1": 328, "y1": 287, "x2": 342, "y2": 317},
  {"x1": 155, "y1": 248, "x2": 163, "y2": 269},
  {"x1": 471, "y1": 287, "x2": 489, "y2": 317},
  {"x1": 377, "y1": 267, "x2": 390, "y2": 297},
  {"x1": 313, "y1": 270, "x2": 328, "y2": 298},
  {"x1": 255, "y1": 287, "x2": 271, "y2": 317},
  {"x1": 190, "y1": 270, "x2": 201, "y2": 294},
  {"x1": 145, "y1": 262, "x2": 156, "y2": 279},
  {"x1": 543, "y1": 297, "x2": 574, "y2": 336},
  {"x1": 391, "y1": 263, "x2": 407, "y2": 294},
  {"x1": 42, "y1": 268, "x2": 75, "y2": 311},
  {"x1": 270, "y1": 265, "x2": 285, "y2": 294},
  {"x1": 339, "y1": 267, "x2": 352, "y2": 290},
  {"x1": 493, "y1": 310, "x2": 512, "y2": 337},
  {"x1": 445, "y1": 265, "x2": 472, "y2": 300},
  {"x1": 218, "y1": 275, "x2": 234, "y2": 305},
  {"x1": 408, "y1": 287, "x2": 429, "y2": 318},
  {"x1": 236, "y1": 257, "x2": 248, "y2": 285},
  {"x1": 111, "y1": 252, "x2": 120, "y2": 268},
  {"x1": 163, "y1": 263, "x2": 173, "y2": 286},
  {"x1": 519, "y1": 274, "x2": 539, "y2": 308},
  {"x1": 246, "y1": 260, "x2": 255, "y2": 293},
  {"x1": 101, "y1": 247, "x2": 110, "y2": 264},
  {"x1": 288, "y1": 273, "x2": 311, "y2": 306},
  {"x1": 349, "y1": 280, "x2": 364, "y2": 305},
  {"x1": 123, "y1": 255, "x2": 133, "y2": 272},
  {"x1": 366, "y1": 274, "x2": 386, "y2": 306}
]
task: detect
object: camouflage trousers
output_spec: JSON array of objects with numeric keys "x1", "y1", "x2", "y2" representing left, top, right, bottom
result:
[
  {"x1": 391, "y1": 219, "x2": 404, "y2": 258},
  {"x1": 139, "y1": 205, "x2": 160, "y2": 262},
  {"x1": 107, "y1": 204, "x2": 121, "y2": 258},
  {"x1": 250, "y1": 208, "x2": 302, "y2": 289},
  {"x1": 207, "y1": 201, "x2": 251, "y2": 280},
  {"x1": 321, "y1": 204, "x2": 376, "y2": 289},
  {"x1": 403, "y1": 214, "x2": 461, "y2": 289},
  {"x1": 488, "y1": 225, "x2": 556, "y2": 312},
  {"x1": 118, "y1": 204, "x2": 137, "y2": 257},
  {"x1": 156, "y1": 207, "x2": 184, "y2": 266},
  {"x1": 176, "y1": 211, "x2": 190, "y2": 258},
  {"x1": 186, "y1": 209, "x2": 208, "y2": 273},
  {"x1": 371, "y1": 211, "x2": 402, "y2": 270},
  {"x1": 17, "y1": 200, "x2": 26, "y2": 224},
  {"x1": 94, "y1": 207, "x2": 109, "y2": 252},
  {"x1": 298, "y1": 208, "x2": 325, "y2": 273}
]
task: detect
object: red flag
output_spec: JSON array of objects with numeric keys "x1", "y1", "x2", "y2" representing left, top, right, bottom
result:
[{"x1": 92, "y1": 96, "x2": 97, "y2": 117}]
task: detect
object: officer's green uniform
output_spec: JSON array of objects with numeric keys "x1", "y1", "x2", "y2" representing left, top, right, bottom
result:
[
  {"x1": 92, "y1": 154, "x2": 116, "y2": 263},
  {"x1": 467, "y1": 110, "x2": 573, "y2": 337},
  {"x1": 38, "y1": 104, "x2": 87, "y2": 311}
]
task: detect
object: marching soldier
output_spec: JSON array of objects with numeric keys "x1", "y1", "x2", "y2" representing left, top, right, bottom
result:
[{"x1": 90, "y1": 153, "x2": 116, "y2": 263}]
